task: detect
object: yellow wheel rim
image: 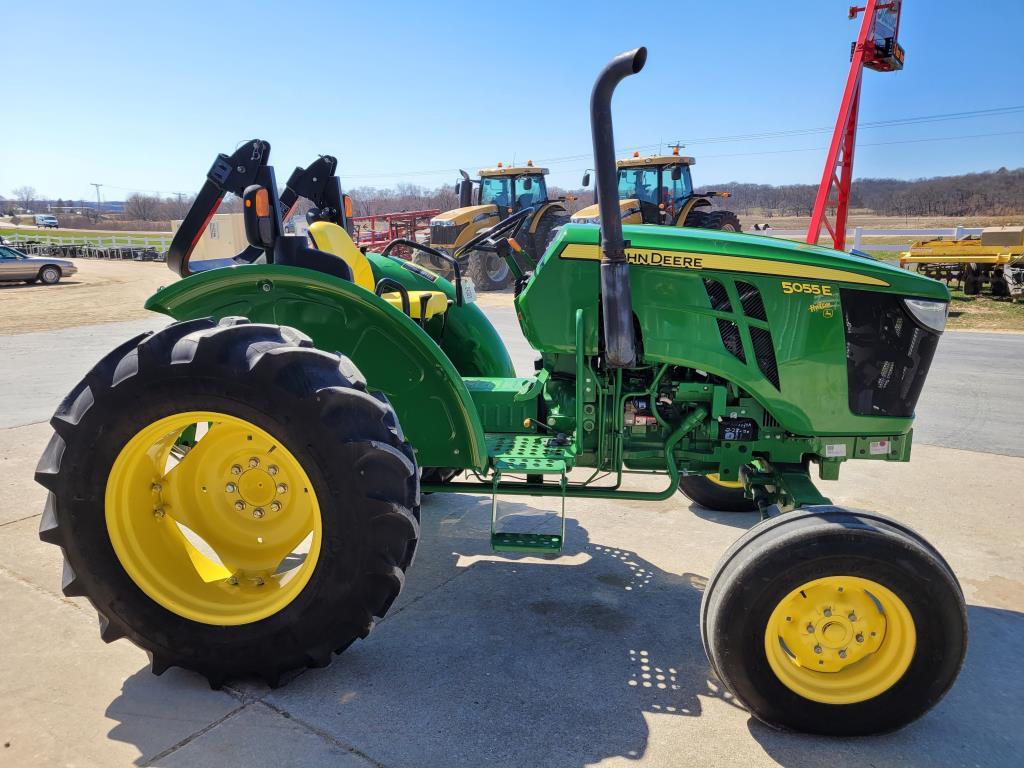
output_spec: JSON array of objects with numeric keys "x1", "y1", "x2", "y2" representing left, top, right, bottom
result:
[
  {"x1": 105, "y1": 411, "x2": 322, "y2": 626},
  {"x1": 764, "y1": 576, "x2": 916, "y2": 704},
  {"x1": 707, "y1": 473, "x2": 743, "y2": 489}
]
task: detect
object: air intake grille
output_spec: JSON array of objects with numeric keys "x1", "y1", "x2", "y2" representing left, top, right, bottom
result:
[
  {"x1": 842, "y1": 289, "x2": 940, "y2": 417},
  {"x1": 704, "y1": 279, "x2": 732, "y2": 312},
  {"x1": 750, "y1": 327, "x2": 780, "y2": 388},
  {"x1": 737, "y1": 281, "x2": 768, "y2": 321},
  {"x1": 429, "y1": 222, "x2": 466, "y2": 247},
  {"x1": 717, "y1": 320, "x2": 746, "y2": 363}
]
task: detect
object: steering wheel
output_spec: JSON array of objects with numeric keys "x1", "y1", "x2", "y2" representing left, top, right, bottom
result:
[{"x1": 453, "y1": 207, "x2": 534, "y2": 259}]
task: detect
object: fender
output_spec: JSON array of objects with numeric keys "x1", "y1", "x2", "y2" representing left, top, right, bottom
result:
[
  {"x1": 144, "y1": 264, "x2": 489, "y2": 471},
  {"x1": 675, "y1": 195, "x2": 712, "y2": 226},
  {"x1": 527, "y1": 202, "x2": 567, "y2": 234}
]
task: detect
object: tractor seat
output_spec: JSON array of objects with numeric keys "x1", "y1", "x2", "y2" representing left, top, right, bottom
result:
[{"x1": 308, "y1": 222, "x2": 448, "y2": 320}]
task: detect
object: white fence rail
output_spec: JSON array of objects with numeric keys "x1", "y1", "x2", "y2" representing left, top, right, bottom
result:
[
  {"x1": 756, "y1": 226, "x2": 983, "y2": 252},
  {"x1": 4, "y1": 232, "x2": 171, "y2": 250}
]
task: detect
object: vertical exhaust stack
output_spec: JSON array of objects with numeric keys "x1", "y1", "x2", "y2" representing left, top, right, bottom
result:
[{"x1": 591, "y1": 47, "x2": 646, "y2": 368}]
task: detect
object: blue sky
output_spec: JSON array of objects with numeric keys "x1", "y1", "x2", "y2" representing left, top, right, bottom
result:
[{"x1": 3, "y1": 0, "x2": 1022, "y2": 202}]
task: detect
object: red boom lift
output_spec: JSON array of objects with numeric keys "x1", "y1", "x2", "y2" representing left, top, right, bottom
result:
[{"x1": 807, "y1": 0, "x2": 905, "y2": 250}]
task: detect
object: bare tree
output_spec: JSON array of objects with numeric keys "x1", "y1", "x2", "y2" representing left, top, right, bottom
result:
[
  {"x1": 124, "y1": 193, "x2": 162, "y2": 221},
  {"x1": 11, "y1": 186, "x2": 37, "y2": 210}
]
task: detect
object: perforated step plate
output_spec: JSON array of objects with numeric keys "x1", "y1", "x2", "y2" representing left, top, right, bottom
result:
[
  {"x1": 491, "y1": 532, "x2": 563, "y2": 553},
  {"x1": 485, "y1": 433, "x2": 571, "y2": 474}
]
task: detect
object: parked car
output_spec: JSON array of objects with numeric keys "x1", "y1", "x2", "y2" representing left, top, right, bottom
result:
[
  {"x1": 0, "y1": 245, "x2": 77, "y2": 284},
  {"x1": 34, "y1": 214, "x2": 59, "y2": 228}
]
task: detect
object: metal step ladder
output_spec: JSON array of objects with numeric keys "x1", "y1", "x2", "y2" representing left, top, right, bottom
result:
[{"x1": 485, "y1": 434, "x2": 569, "y2": 553}]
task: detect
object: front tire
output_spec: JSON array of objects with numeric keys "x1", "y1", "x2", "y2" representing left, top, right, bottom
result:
[
  {"x1": 36, "y1": 317, "x2": 420, "y2": 688},
  {"x1": 679, "y1": 474, "x2": 756, "y2": 513},
  {"x1": 464, "y1": 249, "x2": 512, "y2": 291},
  {"x1": 39, "y1": 266, "x2": 61, "y2": 284},
  {"x1": 701, "y1": 507, "x2": 967, "y2": 735}
]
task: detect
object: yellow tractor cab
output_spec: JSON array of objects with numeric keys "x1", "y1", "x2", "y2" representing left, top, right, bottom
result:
[
  {"x1": 426, "y1": 161, "x2": 568, "y2": 290},
  {"x1": 572, "y1": 147, "x2": 740, "y2": 232}
]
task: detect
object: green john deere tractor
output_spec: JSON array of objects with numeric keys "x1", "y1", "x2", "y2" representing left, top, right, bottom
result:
[
  {"x1": 36, "y1": 48, "x2": 966, "y2": 736},
  {"x1": 426, "y1": 162, "x2": 568, "y2": 290}
]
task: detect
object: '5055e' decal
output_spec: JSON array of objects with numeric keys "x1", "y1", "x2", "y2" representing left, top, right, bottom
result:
[{"x1": 781, "y1": 281, "x2": 833, "y2": 296}]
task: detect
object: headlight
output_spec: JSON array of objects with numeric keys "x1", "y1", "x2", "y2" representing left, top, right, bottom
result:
[
  {"x1": 573, "y1": 215, "x2": 601, "y2": 225},
  {"x1": 903, "y1": 298, "x2": 948, "y2": 333},
  {"x1": 430, "y1": 219, "x2": 456, "y2": 227}
]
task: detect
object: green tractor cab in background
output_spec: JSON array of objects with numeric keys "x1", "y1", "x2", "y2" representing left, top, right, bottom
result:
[{"x1": 36, "y1": 48, "x2": 965, "y2": 736}]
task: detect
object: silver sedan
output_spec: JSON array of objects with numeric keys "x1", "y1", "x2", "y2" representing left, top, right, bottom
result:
[{"x1": 0, "y1": 245, "x2": 78, "y2": 285}]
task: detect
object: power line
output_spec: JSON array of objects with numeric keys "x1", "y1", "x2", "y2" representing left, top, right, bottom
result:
[{"x1": 338, "y1": 105, "x2": 1024, "y2": 181}]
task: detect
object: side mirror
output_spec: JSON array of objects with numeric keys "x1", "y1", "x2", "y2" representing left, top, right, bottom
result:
[
  {"x1": 671, "y1": 166, "x2": 682, "y2": 181},
  {"x1": 242, "y1": 185, "x2": 277, "y2": 249},
  {"x1": 582, "y1": 171, "x2": 591, "y2": 187},
  {"x1": 523, "y1": 177, "x2": 533, "y2": 190}
]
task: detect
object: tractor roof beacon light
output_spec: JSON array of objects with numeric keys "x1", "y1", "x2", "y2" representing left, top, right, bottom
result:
[{"x1": 591, "y1": 47, "x2": 647, "y2": 368}]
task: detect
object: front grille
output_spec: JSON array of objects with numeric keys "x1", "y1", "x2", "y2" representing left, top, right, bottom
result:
[
  {"x1": 750, "y1": 327, "x2": 779, "y2": 388},
  {"x1": 717, "y1": 320, "x2": 745, "y2": 363},
  {"x1": 737, "y1": 281, "x2": 768, "y2": 321},
  {"x1": 429, "y1": 223, "x2": 465, "y2": 247},
  {"x1": 704, "y1": 278, "x2": 732, "y2": 312},
  {"x1": 842, "y1": 290, "x2": 940, "y2": 417}
]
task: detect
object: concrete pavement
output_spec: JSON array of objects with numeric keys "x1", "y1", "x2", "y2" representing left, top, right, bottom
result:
[{"x1": 0, "y1": 308, "x2": 1022, "y2": 767}]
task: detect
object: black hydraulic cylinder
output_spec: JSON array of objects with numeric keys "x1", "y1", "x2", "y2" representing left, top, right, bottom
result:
[{"x1": 591, "y1": 47, "x2": 646, "y2": 368}]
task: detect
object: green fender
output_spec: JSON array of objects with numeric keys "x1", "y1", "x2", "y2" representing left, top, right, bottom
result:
[{"x1": 144, "y1": 264, "x2": 489, "y2": 471}]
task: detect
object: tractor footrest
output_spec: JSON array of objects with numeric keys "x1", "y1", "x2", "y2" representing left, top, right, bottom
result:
[
  {"x1": 491, "y1": 532, "x2": 564, "y2": 553},
  {"x1": 485, "y1": 433, "x2": 572, "y2": 474}
]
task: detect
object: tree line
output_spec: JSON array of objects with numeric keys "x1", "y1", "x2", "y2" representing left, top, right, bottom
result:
[
  {"x1": 6, "y1": 167, "x2": 1022, "y2": 226},
  {"x1": 698, "y1": 167, "x2": 1024, "y2": 218}
]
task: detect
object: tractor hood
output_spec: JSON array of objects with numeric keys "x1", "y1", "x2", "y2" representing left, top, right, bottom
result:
[
  {"x1": 557, "y1": 223, "x2": 951, "y2": 301},
  {"x1": 571, "y1": 198, "x2": 641, "y2": 224},
  {"x1": 431, "y1": 204, "x2": 499, "y2": 228}
]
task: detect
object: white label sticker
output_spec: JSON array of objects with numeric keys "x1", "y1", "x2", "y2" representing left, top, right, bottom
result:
[
  {"x1": 825, "y1": 443, "x2": 847, "y2": 458},
  {"x1": 458, "y1": 277, "x2": 477, "y2": 303},
  {"x1": 869, "y1": 440, "x2": 890, "y2": 455}
]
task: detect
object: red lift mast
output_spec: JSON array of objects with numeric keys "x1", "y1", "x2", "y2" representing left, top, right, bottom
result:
[{"x1": 807, "y1": 0, "x2": 905, "y2": 250}]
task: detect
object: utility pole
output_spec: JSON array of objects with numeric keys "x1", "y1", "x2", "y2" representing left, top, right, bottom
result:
[{"x1": 90, "y1": 183, "x2": 103, "y2": 217}]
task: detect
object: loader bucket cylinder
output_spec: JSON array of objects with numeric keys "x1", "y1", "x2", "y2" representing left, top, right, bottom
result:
[{"x1": 591, "y1": 46, "x2": 646, "y2": 368}]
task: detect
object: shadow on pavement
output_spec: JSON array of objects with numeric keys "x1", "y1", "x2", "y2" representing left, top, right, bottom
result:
[{"x1": 101, "y1": 493, "x2": 1023, "y2": 767}]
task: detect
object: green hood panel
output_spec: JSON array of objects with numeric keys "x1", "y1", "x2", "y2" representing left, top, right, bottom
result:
[{"x1": 516, "y1": 224, "x2": 946, "y2": 437}]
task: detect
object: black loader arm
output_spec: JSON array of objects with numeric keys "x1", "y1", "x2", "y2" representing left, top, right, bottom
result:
[{"x1": 167, "y1": 140, "x2": 270, "y2": 277}]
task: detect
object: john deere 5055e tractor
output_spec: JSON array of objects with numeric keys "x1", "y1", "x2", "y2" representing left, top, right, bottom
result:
[
  {"x1": 427, "y1": 162, "x2": 568, "y2": 290},
  {"x1": 572, "y1": 146, "x2": 741, "y2": 233},
  {"x1": 37, "y1": 48, "x2": 965, "y2": 736}
]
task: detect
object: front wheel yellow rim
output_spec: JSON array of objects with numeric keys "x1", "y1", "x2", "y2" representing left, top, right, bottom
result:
[
  {"x1": 105, "y1": 411, "x2": 322, "y2": 626},
  {"x1": 764, "y1": 576, "x2": 916, "y2": 704},
  {"x1": 706, "y1": 473, "x2": 743, "y2": 489}
]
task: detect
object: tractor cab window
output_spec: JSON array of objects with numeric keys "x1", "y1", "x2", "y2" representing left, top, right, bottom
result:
[
  {"x1": 479, "y1": 177, "x2": 513, "y2": 209},
  {"x1": 513, "y1": 175, "x2": 547, "y2": 209},
  {"x1": 664, "y1": 165, "x2": 694, "y2": 216},
  {"x1": 617, "y1": 168, "x2": 659, "y2": 206}
]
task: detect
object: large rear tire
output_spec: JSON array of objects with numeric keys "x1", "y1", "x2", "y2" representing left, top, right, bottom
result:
[
  {"x1": 684, "y1": 209, "x2": 742, "y2": 232},
  {"x1": 36, "y1": 317, "x2": 420, "y2": 688},
  {"x1": 701, "y1": 507, "x2": 967, "y2": 735}
]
